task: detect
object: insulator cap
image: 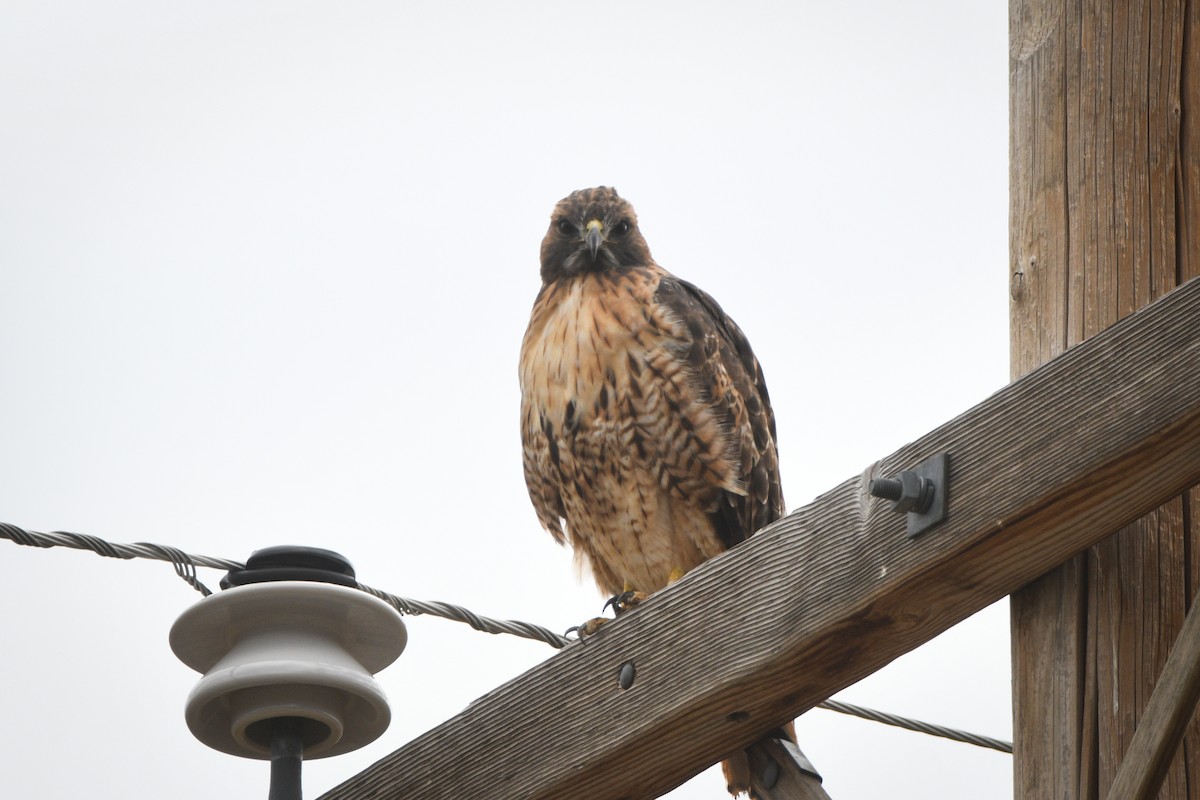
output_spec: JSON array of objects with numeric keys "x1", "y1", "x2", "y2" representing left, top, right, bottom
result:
[
  {"x1": 220, "y1": 545, "x2": 357, "y2": 589},
  {"x1": 170, "y1": 576, "x2": 406, "y2": 760}
]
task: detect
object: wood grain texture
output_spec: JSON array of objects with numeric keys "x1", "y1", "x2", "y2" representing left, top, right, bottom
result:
[
  {"x1": 1010, "y1": 0, "x2": 1070, "y2": 375},
  {"x1": 1011, "y1": 0, "x2": 1200, "y2": 797},
  {"x1": 1009, "y1": 2, "x2": 1085, "y2": 795},
  {"x1": 1184, "y1": 1, "x2": 1200, "y2": 286},
  {"x1": 321, "y1": 278, "x2": 1200, "y2": 800},
  {"x1": 1104, "y1": 588, "x2": 1200, "y2": 800}
]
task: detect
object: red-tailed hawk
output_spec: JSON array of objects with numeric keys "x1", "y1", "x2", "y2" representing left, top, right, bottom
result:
[{"x1": 519, "y1": 187, "x2": 790, "y2": 796}]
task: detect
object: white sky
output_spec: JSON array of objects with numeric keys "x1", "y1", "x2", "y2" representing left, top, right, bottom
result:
[{"x1": 0, "y1": 2, "x2": 1013, "y2": 798}]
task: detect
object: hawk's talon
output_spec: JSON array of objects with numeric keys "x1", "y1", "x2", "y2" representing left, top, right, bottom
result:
[
  {"x1": 567, "y1": 593, "x2": 646, "y2": 642},
  {"x1": 566, "y1": 617, "x2": 610, "y2": 641},
  {"x1": 603, "y1": 590, "x2": 648, "y2": 616}
]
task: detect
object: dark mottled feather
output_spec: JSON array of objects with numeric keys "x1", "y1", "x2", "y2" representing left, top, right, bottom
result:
[{"x1": 652, "y1": 276, "x2": 784, "y2": 548}]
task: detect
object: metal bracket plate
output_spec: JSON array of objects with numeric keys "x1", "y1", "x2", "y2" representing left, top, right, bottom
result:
[{"x1": 905, "y1": 451, "x2": 949, "y2": 538}]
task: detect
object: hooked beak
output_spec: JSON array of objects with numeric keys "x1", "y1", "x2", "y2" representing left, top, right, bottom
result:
[{"x1": 585, "y1": 219, "x2": 604, "y2": 261}]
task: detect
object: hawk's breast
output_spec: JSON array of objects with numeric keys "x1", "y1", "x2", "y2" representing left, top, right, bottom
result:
[
  {"x1": 520, "y1": 269, "x2": 666, "y2": 434},
  {"x1": 519, "y1": 267, "x2": 740, "y2": 595}
]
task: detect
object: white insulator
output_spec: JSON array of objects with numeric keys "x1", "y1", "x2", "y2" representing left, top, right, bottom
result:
[{"x1": 170, "y1": 580, "x2": 407, "y2": 760}]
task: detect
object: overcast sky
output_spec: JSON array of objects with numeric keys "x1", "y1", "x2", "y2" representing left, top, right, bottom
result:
[{"x1": 0, "y1": 2, "x2": 1012, "y2": 798}]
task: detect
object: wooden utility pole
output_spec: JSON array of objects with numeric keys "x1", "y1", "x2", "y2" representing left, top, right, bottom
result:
[{"x1": 1010, "y1": 0, "x2": 1200, "y2": 797}]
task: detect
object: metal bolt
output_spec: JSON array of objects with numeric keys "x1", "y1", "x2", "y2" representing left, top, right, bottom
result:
[
  {"x1": 868, "y1": 477, "x2": 904, "y2": 500},
  {"x1": 869, "y1": 470, "x2": 935, "y2": 514},
  {"x1": 618, "y1": 661, "x2": 636, "y2": 690},
  {"x1": 760, "y1": 757, "x2": 780, "y2": 790}
]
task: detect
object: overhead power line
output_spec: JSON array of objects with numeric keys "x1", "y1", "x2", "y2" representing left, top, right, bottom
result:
[
  {"x1": 0, "y1": 520, "x2": 1012, "y2": 754},
  {"x1": 0, "y1": 521, "x2": 570, "y2": 648}
]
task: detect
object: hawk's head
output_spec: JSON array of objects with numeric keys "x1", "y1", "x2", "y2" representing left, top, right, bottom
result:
[{"x1": 540, "y1": 187, "x2": 653, "y2": 283}]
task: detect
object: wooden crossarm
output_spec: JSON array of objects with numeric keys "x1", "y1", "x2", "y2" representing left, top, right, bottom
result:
[{"x1": 321, "y1": 276, "x2": 1200, "y2": 800}]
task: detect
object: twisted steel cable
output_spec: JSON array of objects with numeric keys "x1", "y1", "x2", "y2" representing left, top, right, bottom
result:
[
  {"x1": 0, "y1": 521, "x2": 569, "y2": 647},
  {"x1": 353, "y1": 583, "x2": 570, "y2": 648},
  {"x1": 816, "y1": 698, "x2": 1012, "y2": 753},
  {"x1": 2, "y1": 520, "x2": 1009, "y2": 752}
]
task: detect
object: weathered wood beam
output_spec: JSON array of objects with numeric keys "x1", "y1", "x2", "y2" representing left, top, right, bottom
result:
[
  {"x1": 1103, "y1": 592, "x2": 1200, "y2": 800},
  {"x1": 320, "y1": 277, "x2": 1200, "y2": 800}
]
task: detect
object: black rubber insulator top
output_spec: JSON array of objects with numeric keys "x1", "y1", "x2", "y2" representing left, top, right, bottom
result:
[{"x1": 220, "y1": 545, "x2": 357, "y2": 590}]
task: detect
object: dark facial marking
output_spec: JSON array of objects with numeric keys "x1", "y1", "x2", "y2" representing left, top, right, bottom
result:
[{"x1": 539, "y1": 187, "x2": 654, "y2": 283}]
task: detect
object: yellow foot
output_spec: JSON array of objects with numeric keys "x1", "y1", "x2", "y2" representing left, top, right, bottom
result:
[
  {"x1": 565, "y1": 589, "x2": 652, "y2": 641},
  {"x1": 566, "y1": 616, "x2": 611, "y2": 639}
]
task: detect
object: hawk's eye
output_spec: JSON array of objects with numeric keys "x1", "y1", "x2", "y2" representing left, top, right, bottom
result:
[
  {"x1": 614, "y1": 220, "x2": 632, "y2": 236},
  {"x1": 555, "y1": 219, "x2": 575, "y2": 235}
]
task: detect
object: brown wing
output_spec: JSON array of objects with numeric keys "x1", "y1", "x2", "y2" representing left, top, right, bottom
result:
[
  {"x1": 653, "y1": 275, "x2": 784, "y2": 547},
  {"x1": 521, "y1": 404, "x2": 567, "y2": 544},
  {"x1": 519, "y1": 284, "x2": 568, "y2": 545}
]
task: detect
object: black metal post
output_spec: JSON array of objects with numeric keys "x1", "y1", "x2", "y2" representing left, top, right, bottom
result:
[{"x1": 269, "y1": 717, "x2": 305, "y2": 800}]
